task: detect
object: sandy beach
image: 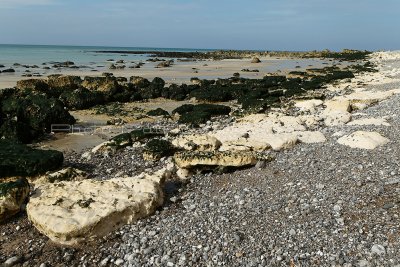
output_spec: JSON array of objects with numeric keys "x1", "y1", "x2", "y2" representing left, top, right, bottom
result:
[{"x1": 0, "y1": 56, "x2": 344, "y2": 89}]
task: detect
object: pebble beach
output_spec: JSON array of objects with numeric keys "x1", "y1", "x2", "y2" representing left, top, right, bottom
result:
[{"x1": 1, "y1": 50, "x2": 400, "y2": 267}]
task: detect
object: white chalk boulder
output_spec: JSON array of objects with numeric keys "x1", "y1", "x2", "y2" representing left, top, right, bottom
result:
[
  {"x1": 337, "y1": 131, "x2": 389, "y2": 150},
  {"x1": 27, "y1": 169, "x2": 170, "y2": 245},
  {"x1": 174, "y1": 151, "x2": 258, "y2": 169},
  {"x1": 172, "y1": 134, "x2": 221, "y2": 151}
]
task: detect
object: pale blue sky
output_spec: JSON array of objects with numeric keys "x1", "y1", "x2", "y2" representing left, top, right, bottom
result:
[{"x1": 0, "y1": 0, "x2": 399, "y2": 51}]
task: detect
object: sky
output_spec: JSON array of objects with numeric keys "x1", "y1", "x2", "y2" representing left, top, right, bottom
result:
[{"x1": 0, "y1": 0, "x2": 399, "y2": 51}]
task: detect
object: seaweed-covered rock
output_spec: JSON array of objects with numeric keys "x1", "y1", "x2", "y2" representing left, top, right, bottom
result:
[
  {"x1": 143, "y1": 139, "x2": 174, "y2": 161},
  {"x1": 59, "y1": 88, "x2": 104, "y2": 110},
  {"x1": 193, "y1": 104, "x2": 231, "y2": 116},
  {"x1": 130, "y1": 128, "x2": 165, "y2": 142},
  {"x1": 16, "y1": 79, "x2": 49, "y2": 93},
  {"x1": 0, "y1": 92, "x2": 76, "y2": 143},
  {"x1": 172, "y1": 104, "x2": 194, "y2": 115},
  {"x1": 0, "y1": 178, "x2": 30, "y2": 222},
  {"x1": 110, "y1": 133, "x2": 133, "y2": 148},
  {"x1": 138, "y1": 78, "x2": 165, "y2": 99},
  {"x1": 178, "y1": 111, "x2": 211, "y2": 126},
  {"x1": 0, "y1": 140, "x2": 64, "y2": 178},
  {"x1": 174, "y1": 104, "x2": 231, "y2": 125},
  {"x1": 146, "y1": 108, "x2": 170, "y2": 117},
  {"x1": 172, "y1": 103, "x2": 231, "y2": 116},
  {"x1": 162, "y1": 84, "x2": 187, "y2": 100},
  {"x1": 47, "y1": 75, "x2": 82, "y2": 94},
  {"x1": 130, "y1": 76, "x2": 150, "y2": 88},
  {"x1": 189, "y1": 87, "x2": 232, "y2": 102},
  {"x1": 82, "y1": 76, "x2": 119, "y2": 101}
]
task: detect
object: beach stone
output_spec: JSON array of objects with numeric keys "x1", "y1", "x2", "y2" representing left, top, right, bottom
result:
[
  {"x1": 173, "y1": 151, "x2": 259, "y2": 169},
  {"x1": 176, "y1": 168, "x2": 192, "y2": 180},
  {"x1": 172, "y1": 134, "x2": 221, "y2": 151},
  {"x1": 294, "y1": 99, "x2": 323, "y2": 113},
  {"x1": 322, "y1": 99, "x2": 352, "y2": 126},
  {"x1": 371, "y1": 244, "x2": 386, "y2": 256},
  {"x1": 251, "y1": 57, "x2": 261, "y2": 63},
  {"x1": 3, "y1": 256, "x2": 22, "y2": 267},
  {"x1": 27, "y1": 169, "x2": 170, "y2": 245},
  {"x1": 0, "y1": 178, "x2": 30, "y2": 222},
  {"x1": 337, "y1": 131, "x2": 389, "y2": 149},
  {"x1": 297, "y1": 131, "x2": 326, "y2": 143},
  {"x1": 347, "y1": 117, "x2": 390, "y2": 126}
]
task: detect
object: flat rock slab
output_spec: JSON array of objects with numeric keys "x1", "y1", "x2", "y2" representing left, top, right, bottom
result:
[
  {"x1": 174, "y1": 151, "x2": 258, "y2": 168},
  {"x1": 27, "y1": 169, "x2": 170, "y2": 245},
  {"x1": 347, "y1": 117, "x2": 390, "y2": 126},
  {"x1": 172, "y1": 134, "x2": 221, "y2": 151},
  {"x1": 337, "y1": 131, "x2": 389, "y2": 150}
]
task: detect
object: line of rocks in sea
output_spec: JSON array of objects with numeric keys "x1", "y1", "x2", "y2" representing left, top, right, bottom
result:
[
  {"x1": 94, "y1": 49, "x2": 372, "y2": 61},
  {"x1": 0, "y1": 51, "x2": 387, "y2": 255},
  {"x1": 0, "y1": 56, "x2": 373, "y2": 145}
]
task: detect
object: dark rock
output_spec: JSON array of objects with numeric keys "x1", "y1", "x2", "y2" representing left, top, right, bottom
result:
[
  {"x1": 178, "y1": 111, "x2": 211, "y2": 126},
  {"x1": 59, "y1": 88, "x2": 104, "y2": 110},
  {"x1": 146, "y1": 108, "x2": 170, "y2": 117},
  {"x1": 193, "y1": 104, "x2": 231, "y2": 116},
  {"x1": 130, "y1": 76, "x2": 150, "y2": 88},
  {"x1": 109, "y1": 133, "x2": 132, "y2": 149},
  {"x1": 47, "y1": 75, "x2": 82, "y2": 96},
  {"x1": 0, "y1": 140, "x2": 64, "y2": 178},
  {"x1": 0, "y1": 92, "x2": 76, "y2": 143},
  {"x1": 16, "y1": 79, "x2": 49, "y2": 93},
  {"x1": 172, "y1": 104, "x2": 194, "y2": 115},
  {"x1": 143, "y1": 139, "x2": 174, "y2": 160},
  {"x1": 1, "y1": 68, "x2": 16, "y2": 73},
  {"x1": 130, "y1": 128, "x2": 164, "y2": 142}
]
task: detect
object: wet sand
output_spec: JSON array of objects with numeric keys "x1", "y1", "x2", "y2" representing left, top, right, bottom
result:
[{"x1": 0, "y1": 57, "x2": 343, "y2": 89}]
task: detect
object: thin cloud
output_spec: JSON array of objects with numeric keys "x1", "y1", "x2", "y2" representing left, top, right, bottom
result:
[{"x1": 0, "y1": 0, "x2": 55, "y2": 8}]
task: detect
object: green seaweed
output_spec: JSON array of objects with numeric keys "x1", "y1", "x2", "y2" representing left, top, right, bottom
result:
[{"x1": 0, "y1": 178, "x2": 29, "y2": 197}]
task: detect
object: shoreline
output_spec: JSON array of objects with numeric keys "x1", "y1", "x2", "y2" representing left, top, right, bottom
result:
[{"x1": 2, "y1": 51, "x2": 400, "y2": 266}]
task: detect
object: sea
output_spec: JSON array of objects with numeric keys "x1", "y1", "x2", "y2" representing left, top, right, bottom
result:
[{"x1": 0, "y1": 44, "x2": 214, "y2": 66}]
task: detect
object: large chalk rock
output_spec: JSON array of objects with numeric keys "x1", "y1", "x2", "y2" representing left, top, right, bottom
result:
[
  {"x1": 295, "y1": 99, "x2": 323, "y2": 113},
  {"x1": 337, "y1": 131, "x2": 389, "y2": 150},
  {"x1": 174, "y1": 151, "x2": 258, "y2": 169},
  {"x1": 27, "y1": 169, "x2": 170, "y2": 245},
  {"x1": 323, "y1": 99, "x2": 352, "y2": 126},
  {"x1": 0, "y1": 178, "x2": 30, "y2": 222},
  {"x1": 172, "y1": 134, "x2": 221, "y2": 151}
]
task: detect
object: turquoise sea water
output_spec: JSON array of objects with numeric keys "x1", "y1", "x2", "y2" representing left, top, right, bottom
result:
[{"x1": 0, "y1": 44, "x2": 214, "y2": 66}]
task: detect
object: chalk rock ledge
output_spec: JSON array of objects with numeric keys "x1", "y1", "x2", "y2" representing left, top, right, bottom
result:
[
  {"x1": 27, "y1": 169, "x2": 170, "y2": 246},
  {"x1": 174, "y1": 151, "x2": 259, "y2": 169},
  {"x1": 337, "y1": 131, "x2": 389, "y2": 150}
]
